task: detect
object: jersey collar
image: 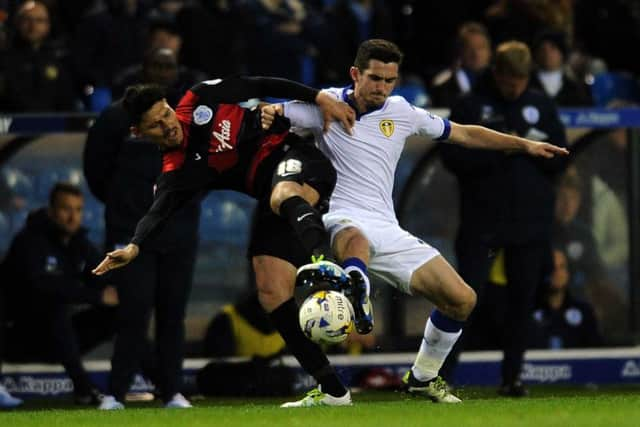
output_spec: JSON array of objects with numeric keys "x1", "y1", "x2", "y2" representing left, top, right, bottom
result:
[{"x1": 341, "y1": 85, "x2": 387, "y2": 120}]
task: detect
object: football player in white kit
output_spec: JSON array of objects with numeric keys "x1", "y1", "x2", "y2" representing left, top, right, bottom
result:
[{"x1": 264, "y1": 39, "x2": 568, "y2": 405}]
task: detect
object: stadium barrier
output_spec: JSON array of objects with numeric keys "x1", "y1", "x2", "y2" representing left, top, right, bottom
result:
[{"x1": 1, "y1": 348, "x2": 639, "y2": 398}]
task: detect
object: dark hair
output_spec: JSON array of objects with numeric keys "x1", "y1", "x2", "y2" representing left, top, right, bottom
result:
[
  {"x1": 533, "y1": 29, "x2": 569, "y2": 59},
  {"x1": 123, "y1": 84, "x2": 166, "y2": 126},
  {"x1": 353, "y1": 39, "x2": 403, "y2": 70},
  {"x1": 49, "y1": 182, "x2": 82, "y2": 207}
]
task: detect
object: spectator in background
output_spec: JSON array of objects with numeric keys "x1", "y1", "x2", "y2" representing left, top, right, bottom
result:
[
  {"x1": 440, "y1": 41, "x2": 568, "y2": 397},
  {"x1": 430, "y1": 21, "x2": 492, "y2": 108},
  {"x1": 83, "y1": 76, "x2": 201, "y2": 409},
  {"x1": 529, "y1": 247, "x2": 603, "y2": 349},
  {"x1": 174, "y1": 0, "x2": 246, "y2": 78},
  {"x1": 316, "y1": 0, "x2": 394, "y2": 85},
  {"x1": 72, "y1": 0, "x2": 149, "y2": 103},
  {"x1": 553, "y1": 169, "x2": 606, "y2": 299},
  {"x1": 529, "y1": 29, "x2": 592, "y2": 107},
  {"x1": 244, "y1": 0, "x2": 326, "y2": 82},
  {"x1": 147, "y1": 16, "x2": 182, "y2": 55},
  {"x1": 485, "y1": 0, "x2": 574, "y2": 47},
  {"x1": 111, "y1": 47, "x2": 205, "y2": 104},
  {"x1": 0, "y1": 183, "x2": 118, "y2": 405},
  {"x1": 0, "y1": 0, "x2": 77, "y2": 112}
]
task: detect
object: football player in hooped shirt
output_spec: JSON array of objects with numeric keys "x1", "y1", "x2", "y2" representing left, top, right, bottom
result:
[
  {"x1": 262, "y1": 39, "x2": 568, "y2": 405},
  {"x1": 92, "y1": 76, "x2": 358, "y2": 409}
]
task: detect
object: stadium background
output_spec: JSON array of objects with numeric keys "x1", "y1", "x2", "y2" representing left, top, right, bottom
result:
[{"x1": 1, "y1": 0, "x2": 640, "y2": 398}]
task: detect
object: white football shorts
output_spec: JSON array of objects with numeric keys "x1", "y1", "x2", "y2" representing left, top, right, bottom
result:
[{"x1": 323, "y1": 210, "x2": 440, "y2": 294}]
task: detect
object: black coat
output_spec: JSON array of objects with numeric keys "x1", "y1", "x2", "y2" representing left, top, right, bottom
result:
[
  {"x1": 530, "y1": 72, "x2": 593, "y2": 107},
  {"x1": 440, "y1": 73, "x2": 568, "y2": 246},
  {"x1": 0, "y1": 40, "x2": 76, "y2": 112},
  {"x1": 83, "y1": 102, "x2": 200, "y2": 248},
  {"x1": 1, "y1": 209, "x2": 105, "y2": 322}
]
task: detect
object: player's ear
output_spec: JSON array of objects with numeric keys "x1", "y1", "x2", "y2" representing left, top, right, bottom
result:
[{"x1": 349, "y1": 66, "x2": 359, "y2": 83}]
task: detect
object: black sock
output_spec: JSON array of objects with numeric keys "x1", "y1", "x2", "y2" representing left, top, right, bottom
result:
[
  {"x1": 270, "y1": 298, "x2": 347, "y2": 397},
  {"x1": 279, "y1": 196, "x2": 332, "y2": 261}
]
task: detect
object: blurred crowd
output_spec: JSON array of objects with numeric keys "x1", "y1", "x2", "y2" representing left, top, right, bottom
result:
[{"x1": 0, "y1": 0, "x2": 639, "y2": 113}]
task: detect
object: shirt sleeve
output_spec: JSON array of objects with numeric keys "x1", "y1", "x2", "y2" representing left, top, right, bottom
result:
[
  {"x1": 191, "y1": 76, "x2": 320, "y2": 104},
  {"x1": 283, "y1": 100, "x2": 323, "y2": 130},
  {"x1": 130, "y1": 170, "x2": 203, "y2": 247},
  {"x1": 411, "y1": 106, "x2": 451, "y2": 141}
]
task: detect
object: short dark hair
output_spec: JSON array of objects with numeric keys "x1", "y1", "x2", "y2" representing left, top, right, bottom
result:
[
  {"x1": 49, "y1": 182, "x2": 82, "y2": 207},
  {"x1": 123, "y1": 84, "x2": 166, "y2": 126},
  {"x1": 354, "y1": 39, "x2": 403, "y2": 70}
]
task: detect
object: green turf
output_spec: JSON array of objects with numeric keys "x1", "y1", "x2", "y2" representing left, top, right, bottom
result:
[{"x1": 2, "y1": 386, "x2": 639, "y2": 427}]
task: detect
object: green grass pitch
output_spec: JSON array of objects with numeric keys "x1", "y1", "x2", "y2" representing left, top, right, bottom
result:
[{"x1": 1, "y1": 386, "x2": 639, "y2": 427}]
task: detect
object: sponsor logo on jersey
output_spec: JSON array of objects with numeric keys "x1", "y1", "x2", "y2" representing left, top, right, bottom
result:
[
  {"x1": 212, "y1": 120, "x2": 233, "y2": 152},
  {"x1": 379, "y1": 119, "x2": 394, "y2": 137},
  {"x1": 193, "y1": 105, "x2": 213, "y2": 125}
]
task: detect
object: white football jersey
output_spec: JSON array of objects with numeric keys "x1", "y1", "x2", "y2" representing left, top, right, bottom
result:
[{"x1": 284, "y1": 86, "x2": 450, "y2": 223}]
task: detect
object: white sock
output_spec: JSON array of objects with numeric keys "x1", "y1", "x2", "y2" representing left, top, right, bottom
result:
[
  {"x1": 411, "y1": 317, "x2": 462, "y2": 382},
  {"x1": 343, "y1": 265, "x2": 371, "y2": 297}
]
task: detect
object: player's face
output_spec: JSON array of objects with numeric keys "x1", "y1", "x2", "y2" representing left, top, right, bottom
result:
[
  {"x1": 493, "y1": 71, "x2": 529, "y2": 101},
  {"x1": 49, "y1": 193, "x2": 83, "y2": 236},
  {"x1": 351, "y1": 60, "x2": 399, "y2": 109},
  {"x1": 136, "y1": 99, "x2": 184, "y2": 149}
]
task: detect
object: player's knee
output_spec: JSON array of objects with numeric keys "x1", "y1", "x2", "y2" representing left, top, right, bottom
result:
[
  {"x1": 453, "y1": 284, "x2": 476, "y2": 320},
  {"x1": 270, "y1": 182, "x2": 302, "y2": 214}
]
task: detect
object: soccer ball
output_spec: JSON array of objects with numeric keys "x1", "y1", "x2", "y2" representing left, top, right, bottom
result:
[{"x1": 299, "y1": 290, "x2": 355, "y2": 345}]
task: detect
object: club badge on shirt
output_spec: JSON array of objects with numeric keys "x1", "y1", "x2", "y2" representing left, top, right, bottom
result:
[
  {"x1": 193, "y1": 105, "x2": 213, "y2": 125},
  {"x1": 379, "y1": 119, "x2": 394, "y2": 137}
]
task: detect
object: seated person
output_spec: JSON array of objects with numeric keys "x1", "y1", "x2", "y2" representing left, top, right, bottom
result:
[
  {"x1": 529, "y1": 247, "x2": 603, "y2": 349},
  {"x1": 0, "y1": 182, "x2": 118, "y2": 404}
]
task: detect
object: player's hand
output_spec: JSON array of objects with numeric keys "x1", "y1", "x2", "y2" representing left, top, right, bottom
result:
[
  {"x1": 92, "y1": 243, "x2": 139, "y2": 275},
  {"x1": 261, "y1": 103, "x2": 283, "y2": 130},
  {"x1": 315, "y1": 91, "x2": 355, "y2": 135},
  {"x1": 101, "y1": 285, "x2": 119, "y2": 306},
  {"x1": 524, "y1": 140, "x2": 570, "y2": 158}
]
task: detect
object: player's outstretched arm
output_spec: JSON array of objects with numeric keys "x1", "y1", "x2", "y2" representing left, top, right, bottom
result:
[
  {"x1": 261, "y1": 95, "x2": 354, "y2": 134},
  {"x1": 448, "y1": 122, "x2": 569, "y2": 158},
  {"x1": 92, "y1": 243, "x2": 139, "y2": 275}
]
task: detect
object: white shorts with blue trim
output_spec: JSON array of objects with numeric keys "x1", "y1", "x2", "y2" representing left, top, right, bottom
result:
[{"x1": 323, "y1": 209, "x2": 440, "y2": 294}]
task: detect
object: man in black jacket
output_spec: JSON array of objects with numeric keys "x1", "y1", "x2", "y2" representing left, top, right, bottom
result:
[
  {"x1": 83, "y1": 91, "x2": 201, "y2": 409},
  {"x1": 0, "y1": 183, "x2": 118, "y2": 404},
  {"x1": 440, "y1": 41, "x2": 568, "y2": 396}
]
